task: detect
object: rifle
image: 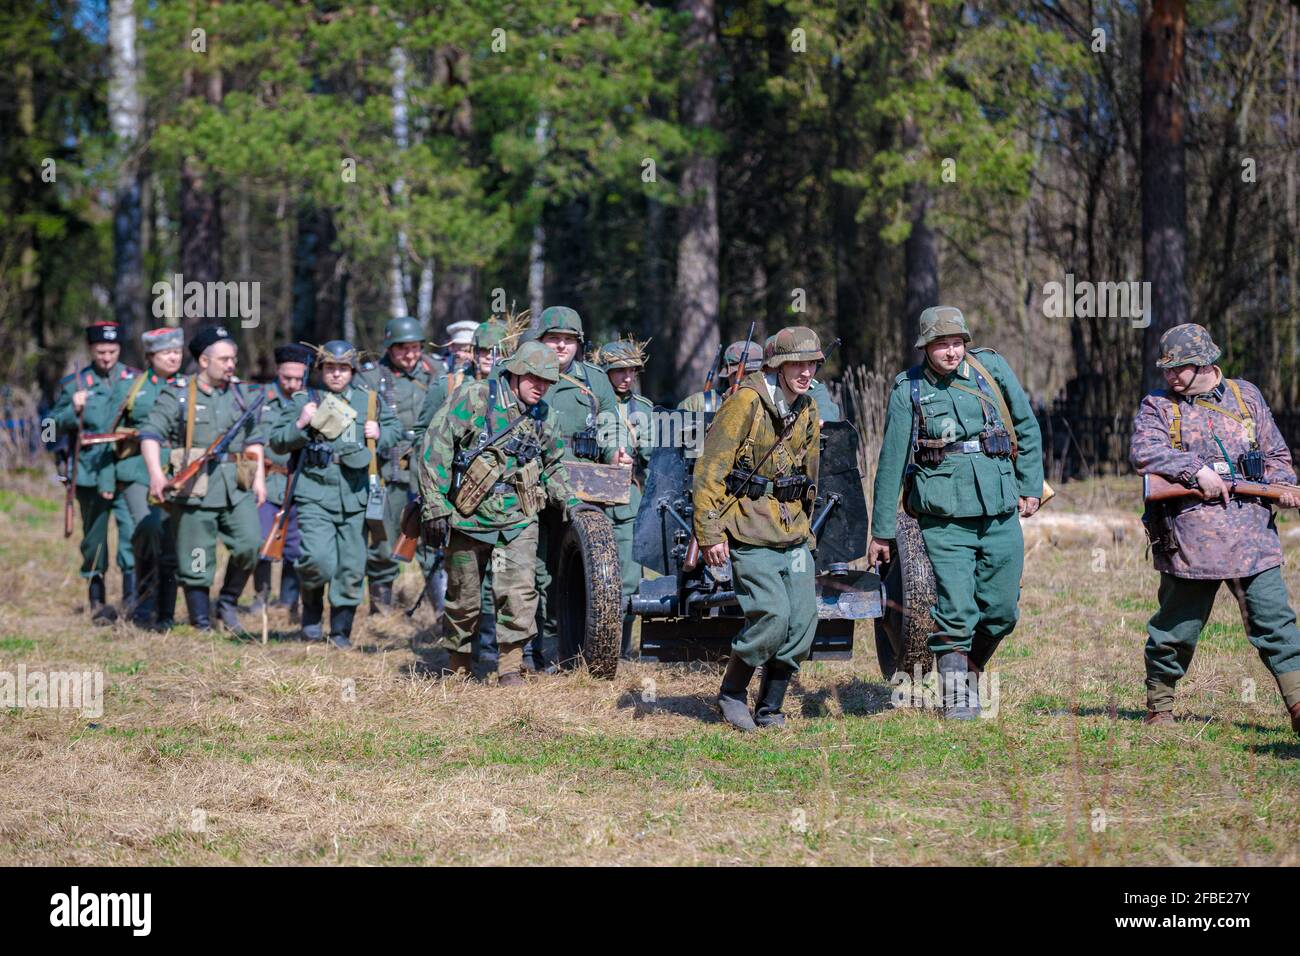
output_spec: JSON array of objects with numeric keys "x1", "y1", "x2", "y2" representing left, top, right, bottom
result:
[
  {"x1": 155, "y1": 389, "x2": 266, "y2": 504},
  {"x1": 79, "y1": 428, "x2": 139, "y2": 447},
  {"x1": 262, "y1": 361, "x2": 315, "y2": 559},
  {"x1": 64, "y1": 407, "x2": 84, "y2": 538},
  {"x1": 1143, "y1": 472, "x2": 1300, "y2": 506},
  {"x1": 701, "y1": 343, "x2": 723, "y2": 407},
  {"x1": 391, "y1": 495, "x2": 423, "y2": 562},
  {"x1": 725, "y1": 320, "x2": 757, "y2": 398}
]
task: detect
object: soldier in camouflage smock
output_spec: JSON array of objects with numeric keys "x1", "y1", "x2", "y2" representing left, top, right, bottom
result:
[
  {"x1": 51, "y1": 321, "x2": 142, "y2": 624},
  {"x1": 598, "y1": 338, "x2": 656, "y2": 658},
  {"x1": 417, "y1": 341, "x2": 579, "y2": 686},
  {"x1": 1130, "y1": 323, "x2": 1300, "y2": 733},
  {"x1": 694, "y1": 326, "x2": 823, "y2": 732},
  {"x1": 526, "y1": 306, "x2": 631, "y2": 670},
  {"x1": 114, "y1": 327, "x2": 187, "y2": 629},
  {"x1": 869, "y1": 306, "x2": 1043, "y2": 720},
  {"x1": 762, "y1": 333, "x2": 841, "y2": 423},
  {"x1": 358, "y1": 317, "x2": 447, "y2": 613}
]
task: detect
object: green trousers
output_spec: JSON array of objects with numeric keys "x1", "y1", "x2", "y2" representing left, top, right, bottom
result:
[
  {"x1": 174, "y1": 496, "x2": 261, "y2": 588},
  {"x1": 365, "y1": 480, "x2": 439, "y2": 586},
  {"x1": 919, "y1": 511, "x2": 1023, "y2": 658},
  {"x1": 295, "y1": 500, "x2": 366, "y2": 609},
  {"x1": 442, "y1": 524, "x2": 538, "y2": 655},
  {"x1": 729, "y1": 541, "x2": 818, "y2": 670},
  {"x1": 1145, "y1": 567, "x2": 1300, "y2": 712},
  {"x1": 132, "y1": 501, "x2": 178, "y2": 578},
  {"x1": 75, "y1": 483, "x2": 147, "y2": 577}
]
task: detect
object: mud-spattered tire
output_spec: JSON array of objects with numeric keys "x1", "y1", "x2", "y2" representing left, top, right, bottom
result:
[
  {"x1": 555, "y1": 506, "x2": 623, "y2": 679},
  {"x1": 874, "y1": 509, "x2": 936, "y2": 679}
]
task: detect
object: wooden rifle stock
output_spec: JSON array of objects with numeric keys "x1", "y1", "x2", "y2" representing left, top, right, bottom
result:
[
  {"x1": 79, "y1": 428, "x2": 139, "y2": 447},
  {"x1": 64, "y1": 408, "x2": 83, "y2": 538},
  {"x1": 1143, "y1": 472, "x2": 1300, "y2": 505},
  {"x1": 390, "y1": 497, "x2": 423, "y2": 562},
  {"x1": 157, "y1": 432, "x2": 224, "y2": 503}
]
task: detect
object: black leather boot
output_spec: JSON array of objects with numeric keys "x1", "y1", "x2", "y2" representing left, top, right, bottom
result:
[
  {"x1": 277, "y1": 562, "x2": 301, "y2": 620},
  {"x1": 717, "y1": 656, "x2": 758, "y2": 732},
  {"x1": 120, "y1": 570, "x2": 137, "y2": 621},
  {"x1": 329, "y1": 606, "x2": 356, "y2": 650},
  {"x1": 131, "y1": 566, "x2": 157, "y2": 627},
  {"x1": 153, "y1": 570, "x2": 177, "y2": 632},
  {"x1": 754, "y1": 662, "x2": 793, "y2": 728},
  {"x1": 184, "y1": 587, "x2": 212, "y2": 630},
  {"x1": 215, "y1": 564, "x2": 252, "y2": 634},
  {"x1": 969, "y1": 634, "x2": 1002, "y2": 673},
  {"x1": 249, "y1": 560, "x2": 273, "y2": 613},
  {"x1": 89, "y1": 575, "x2": 117, "y2": 625},
  {"x1": 301, "y1": 588, "x2": 325, "y2": 641},
  {"x1": 368, "y1": 581, "x2": 394, "y2": 616},
  {"x1": 938, "y1": 650, "x2": 980, "y2": 721}
]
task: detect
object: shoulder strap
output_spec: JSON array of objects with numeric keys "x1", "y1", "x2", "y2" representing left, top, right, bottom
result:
[
  {"x1": 1167, "y1": 396, "x2": 1184, "y2": 450},
  {"x1": 907, "y1": 367, "x2": 925, "y2": 466},
  {"x1": 963, "y1": 352, "x2": 1018, "y2": 459},
  {"x1": 1223, "y1": 379, "x2": 1257, "y2": 445},
  {"x1": 183, "y1": 376, "x2": 198, "y2": 459},
  {"x1": 122, "y1": 372, "x2": 148, "y2": 417}
]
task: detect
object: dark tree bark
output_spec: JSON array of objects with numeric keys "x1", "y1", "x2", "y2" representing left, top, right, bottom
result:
[
  {"x1": 179, "y1": 67, "x2": 223, "y2": 338},
  {"x1": 900, "y1": 0, "x2": 939, "y2": 355},
  {"x1": 1141, "y1": 0, "x2": 1189, "y2": 393},
  {"x1": 109, "y1": 0, "x2": 143, "y2": 358},
  {"x1": 672, "y1": 0, "x2": 722, "y2": 393}
]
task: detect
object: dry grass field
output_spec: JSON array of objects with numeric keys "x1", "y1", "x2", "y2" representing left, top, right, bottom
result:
[{"x1": 1, "y1": 471, "x2": 1297, "y2": 866}]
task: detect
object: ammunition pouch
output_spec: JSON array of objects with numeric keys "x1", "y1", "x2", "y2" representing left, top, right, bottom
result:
[
  {"x1": 1141, "y1": 500, "x2": 1178, "y2": 557},
  {"x1": 570, "y1": 425, "x2": 600, "y2": 461},
  {"x1": 913, "y1": 438, "x2": 947, "y2": 468},
  {"x1": 168, "y1": 447, "x2": 208, "y2": 499},
  {"x1": 979, "y1": 426, "x2": 1013, "y2": 458},
  {"x1": 1239, "y1": 447, "x2": 1265, "y2": 482},
  {"x1": 451, "y1": 448, "x2": 504, "y2": 517},
  {"x1": 114, "y1": 433, "x2": 141, "y2": 460},
  {"x1": 235, "y1": 452, "x2": 258, "y2": 490},
  {"x1": 725, "y1": 469, "x2": 769, "y2": 500},
  {"x1": 514, "y1": 459, "x2": 545, "y2": 517},
  {"x1": 772, "y1": 473, "x2": 811, "y2": 503},
  {"x1": 302, "y1": 441, "x2": 335, "y2": 470}
]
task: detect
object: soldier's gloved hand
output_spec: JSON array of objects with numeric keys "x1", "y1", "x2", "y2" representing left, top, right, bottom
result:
[
  {"x1": 422, "y1": 515, "x2": 449, "y2": 549},
  {"x1": 1195, "y1": 465, "x2": 1230, "y2": 506}
]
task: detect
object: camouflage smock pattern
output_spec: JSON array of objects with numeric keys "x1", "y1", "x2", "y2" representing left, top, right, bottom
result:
[
  {"x1": 418, "y1": 377, "x2": 578, "y2": 543},
  {"x1": 1130, "y1": 373, "x2": 1295, "y2": 580},
  {"x1": 692, "y1": 371, "x2": 821, "y2": 549}
]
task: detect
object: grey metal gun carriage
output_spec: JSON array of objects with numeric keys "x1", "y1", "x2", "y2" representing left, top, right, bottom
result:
[{"x1": 627, "y1": 414, "x2": 883, "y2": 663}]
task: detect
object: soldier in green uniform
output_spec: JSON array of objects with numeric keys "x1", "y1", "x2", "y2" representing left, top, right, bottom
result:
[
  {"x1": 358, "y1": 317, "x2": 447, "y2": 613},
  {"x1": 416, "y1": 341, "x2": 579, "y2": 685},
  {"x1": 249, "y1": 344, "x2": 313, "y2": 620},
  {"x1": 1130, "y1": 323, "x2": 1300, "y2": 733},
  {"x1": 271, "y1": 340, "x2": 399, "y2": 648},
  {"x1": 694, "y1": 326, "x2": 824, "y2": 731},
  {"x1": 139, "y1": 325, "x2": 268, "y2": 632},
  {"x1": 526, "y1": 306, "x2": 631, "y2": 670},
  {"x1": 115, "y1": 327, "x2": 187, "y2": 629},
  {"x1": 598, "y1": 338, "x2": 655, "y2": 658},
  {"x1": 868, "y1": 306, "x2": 1043, "y2": 719},
  {"x1": 51, "y1": 321, "x2": 141, "y2": 624}
]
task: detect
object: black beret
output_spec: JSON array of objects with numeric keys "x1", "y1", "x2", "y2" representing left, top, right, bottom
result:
[
  {"x1": 86, "y1": 322, "x2": 121, "y2": 344},
  {"x1": 189, "y1": 325, "x2": 232, "y2": 362},
  {"x1": 274, "y1": 343, "x2": 313, "y2": 366}
]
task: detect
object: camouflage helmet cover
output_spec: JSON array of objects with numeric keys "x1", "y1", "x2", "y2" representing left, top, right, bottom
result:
[
  {"x1": 597, "y1": 337, "x2": 649, "y2": 370},
  {"x1": 536, "y1": 306, "x2": 584, "y2": 340},
  {"x1": 723, "y1": 339, "x2": 764, "y2": 373},
  {"x1": 764, "y1": 326, "x2": 825, "y2": 367},
  {"x1": 473, "y1": 320, "x2": 509, "y2": 352},
  {"x1": 383, "y1": 316, "x2": 424, "y2": 347},
  {"x1": 317, "y1": 339, "x2": 360, "y2": 370},
  {"x1": 1156, "y1": 323, "x2": 1221, "y2": 369},
  {"x1": 914, "y1": 305, "x2": 972, "y2": 348},
  {"x1": 502, "y1": 340, "x2": 560, "y2": 383}
]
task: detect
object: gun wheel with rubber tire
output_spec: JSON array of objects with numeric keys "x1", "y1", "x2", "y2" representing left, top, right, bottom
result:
[
  {"x1": 555, "y1": 506, "x2": 623, "y2": 679},
  {"x1": 874, "y1": 509, "x2": 936, "y2": 682}
]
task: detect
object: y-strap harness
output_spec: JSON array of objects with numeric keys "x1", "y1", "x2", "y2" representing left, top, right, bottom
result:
[{"x1": 1167, "y1": 378, "x2": 1261, "y2": 482}]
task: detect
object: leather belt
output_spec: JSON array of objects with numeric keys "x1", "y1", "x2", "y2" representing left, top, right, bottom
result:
[{"x1": 943, "y1": 439, "x2": 982, "y2": 455}]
